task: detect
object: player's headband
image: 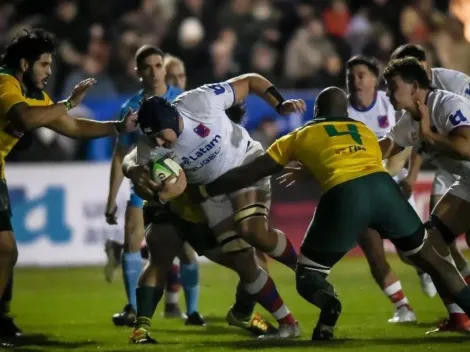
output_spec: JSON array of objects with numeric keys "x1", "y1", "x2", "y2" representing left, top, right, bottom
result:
[{"x1": 138, "y1": 96, "x2": 180, "y2": 137}]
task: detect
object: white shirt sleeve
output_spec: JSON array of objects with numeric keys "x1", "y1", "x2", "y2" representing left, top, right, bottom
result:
[
  {"x1": 442, "y1": 98, "x2": 470, "y2": 135},
  {"x1": 386, "y1": 113, "x2": 415, "y2": 147},
  {"x1": 174, "y1": 82, "x2": 236, "y2": 122}
]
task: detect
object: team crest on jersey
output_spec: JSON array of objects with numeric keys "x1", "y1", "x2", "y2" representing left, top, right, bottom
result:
[
  {"x1": 194, "y1": 123, "x2": 210, "y2": 138},
  {"x1": 377, "y1": 115, "x2": 389, "y2": 128}
]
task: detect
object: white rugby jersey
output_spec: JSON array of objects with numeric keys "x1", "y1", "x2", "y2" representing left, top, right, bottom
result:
[
  {"x1": 137, "y1": 82, "x2": 253, "y2": 184},
  {"x1": 347, "y1": 90, "x2": 396, "y2": 138},
  {"x1": 431, "y1": 68, "x2": 470, "y2": 100},
  {"x1": 387, "y1": 89, "x2": 470, "y2": 178}
]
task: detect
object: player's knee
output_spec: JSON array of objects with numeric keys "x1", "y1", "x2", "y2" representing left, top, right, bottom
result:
[
  {"x1": 425, "y1": 214, "x2": 457, "y2": 245},
  {"x1": 296, "y1": 265, "x2": 341, "y2": 314},
  {"x1": 234, "y1": 203, "x2": 269, "y2": 237},
  {"x1": 390, "y1": 224, "x2": 427, "y2": 257}
]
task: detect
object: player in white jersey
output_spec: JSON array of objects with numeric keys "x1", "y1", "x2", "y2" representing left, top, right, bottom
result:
[
  {"x1": 133, "y1": 73, "x2": 306, "y2": 338},
  {"x1": 346, "y1": 56, "x2": 423, "y2": 324},
  {"x1": 389, "y1": 45, "x2": 470, "y2": 332},
  {"x1": 381, "y1": 57, "x2": 470, "y2": 333}
]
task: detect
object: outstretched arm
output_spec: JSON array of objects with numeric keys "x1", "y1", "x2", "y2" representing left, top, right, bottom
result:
[
  {"x1": 379, "y1": 137, "x2": 405, "y2": 160},
  {"x1": 227, "y1": 73, "x2": 305, "y2": 115},
  {"x1": 201, "y1": 153, "x2": 284, "y2": 198}
]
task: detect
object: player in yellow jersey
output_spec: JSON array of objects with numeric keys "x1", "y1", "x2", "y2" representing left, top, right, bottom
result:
[
  {"x1": 0, "y1": 29, "x2": 136, "y2": 338},
  {"x1": 191, "y1": 87, "x2": 470, "y2": 341}
]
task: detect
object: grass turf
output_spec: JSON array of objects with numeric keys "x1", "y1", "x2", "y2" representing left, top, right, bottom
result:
[{"x1": 4, "y1": 254, "x2": 469, "y2": 351}]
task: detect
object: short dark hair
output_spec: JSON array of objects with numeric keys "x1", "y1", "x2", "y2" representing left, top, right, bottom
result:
[
  {"x1": 226, "y1": 103, "x2": 246, "y2": 124},
  {"x1": 135, "y1": 45, "x2": 164, "y2": 69},
  {"x1": 1, "y1": 28, "x2": 57, "y2": 69},
  {"x1": 383, "y1": 57, "x2": 431, "y2": 89},
  {"x1": 346, "y1": 55, "x2": 380, "y2": 77},
  {"x1": 390, "y1": 44, "x2": 426, "y2": 62}
]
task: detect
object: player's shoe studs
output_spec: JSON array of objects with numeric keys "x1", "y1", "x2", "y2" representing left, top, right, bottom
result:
[
  {"x1": 185, "y1": 312, "x2": 206, "y2": 326},
  {"x1": 129, "y1": 328, "x2": 158, "y2": 344},
  {"x1": 112, "y1": 304, "x2": 136, "y2": 327},
  {"x1": 0, "y1": 316, "x2": 23, "y2": 338},
  {"x1": 419, "y1": 273, "x2": 437, "y2": 298},
  {"x1": 387, "y1": 305, "x2": 417, "y2": 324},
  {"x1": 258, "y1": 321, "x2": 300, "y2": 339},
  {"x1": 164, "y1": 303, "x2": 184, "y2": 319},
  {"x1": 426, "y1": 314, "x2": 470, "y2": 334},
  {"x1": 104, "y1": 240, "x2": 120, "y2": 283},
  {"x1": 225, "y1": 307, "x2": 276, "y2": 336}
]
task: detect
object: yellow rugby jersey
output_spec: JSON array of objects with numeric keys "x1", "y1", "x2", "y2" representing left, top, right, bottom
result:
[
  {"x1": 267, "y1": 117, "x2": 386, "y2": 192},
  {"x1": 144, "y1": 192, "x2": 206, "y2": 224},
  {"x1": 169, "y1": 192, "x2": 206, "y2": 224},
  {"x1": 0, "y1": 68, "x2": 53, "y2": 177}
]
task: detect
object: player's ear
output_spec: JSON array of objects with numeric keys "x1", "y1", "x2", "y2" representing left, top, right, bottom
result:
[
  {"x1": 19, "y1": 58, "x2": 29, "y2": 73},
  {"x1": 411, "y1": 81, "x2": 419, "y2": 95}
]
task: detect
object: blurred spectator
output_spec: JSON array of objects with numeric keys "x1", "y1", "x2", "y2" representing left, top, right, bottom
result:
[
  {"x1": 62, "y1": 56, "x2": 117, "y2": 100},
  {"x1": 432, "y1": 16, "x2": 470, "y2": 75},
  {"x1": 284, "y1": 17, "x2": 337, "y2": 88},
  {"x1": 347, "y1": 7, "x2": 373, "y2": 55},
  {"x1": 250, "y1": 41, "x2": 279, "y2": 85},
  {"x1": 323, "y1": 0, "x2": 351, "y2": 38},
  {"x1": 400, "y1": 0, "x2": 445, "y2": 44}
]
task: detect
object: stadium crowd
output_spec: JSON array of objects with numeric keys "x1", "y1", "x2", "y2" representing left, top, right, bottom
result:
[{"x1": 1, "y1": 0, "x2": 469, "y2": 161}]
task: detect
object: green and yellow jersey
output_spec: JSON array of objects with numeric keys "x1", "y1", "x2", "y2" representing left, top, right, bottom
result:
[
  {"x1": 0, "y1": 68, "x2": 53, "y2": 178},
  {"x1": 267, "y1": 117, "x2": 386, "y2": 192}
]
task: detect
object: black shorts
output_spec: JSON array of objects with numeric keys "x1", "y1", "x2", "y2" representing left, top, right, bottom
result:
[
  {"x1": 0, "y1": 178, "x2": 12, "y2": 232},
  {"x1": 143, "y1": 205, "x2": 218, "y2": 255}
]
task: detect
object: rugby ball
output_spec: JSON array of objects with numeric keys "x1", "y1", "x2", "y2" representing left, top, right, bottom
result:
[{"x1": 150, "y1": 157, "x2": 183, "y2": 184}]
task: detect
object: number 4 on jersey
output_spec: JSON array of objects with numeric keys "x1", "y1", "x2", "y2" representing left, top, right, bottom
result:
[
  {"x1": 324, "y1": 124, "x2": 363, "y2": 145},
  {"x1": 449, "y1": 109, "x2": 468, "y2": 126}
]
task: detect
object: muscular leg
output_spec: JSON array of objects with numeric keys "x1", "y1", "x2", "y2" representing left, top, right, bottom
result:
[
  {"x1": 177, "y1": 243, "x2": 201, "y2": 319},
  {"x1": 358, "y1": 229, "x2": 415, "y2": 323},
  {"x1": 130, "y1": 222, "x2": 184, "y2": 344},
  {"x1": 231, "y1": 190, "x2": 297, "y2": 270}
]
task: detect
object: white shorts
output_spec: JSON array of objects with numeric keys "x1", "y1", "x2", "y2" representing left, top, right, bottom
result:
[
  {"x1": 432, "y1": 169, "x2": 458, "y2": 196},
  {"x1": 201, "y1": 141, "x2": 271, "y2": 229}
]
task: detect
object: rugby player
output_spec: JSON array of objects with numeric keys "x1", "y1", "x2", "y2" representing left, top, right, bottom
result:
[
  {"x1": 133, "y1": 73, "x2": 306, "y2": 338},
  {"x1": 0, "y1": 29, "x2": 136, "y2": 337},
  {"x1": 380, "y1": 57, "x2": 470, "y2": 333},
  {"x1": 389, "y1": 44, "x2": 470, "y2": 331},
  {"x1": 346, "y1": 55, "x2": 427, "y2": 324},
  {"x1": 104, "y1": 46, "x2": 204, "y2": 326},
  {"x1": 189, "y1": 86, "x2": 470, "y2": 340},
  {"x1": 121, "y1": 148, "x2": 277, "y2": 344}
]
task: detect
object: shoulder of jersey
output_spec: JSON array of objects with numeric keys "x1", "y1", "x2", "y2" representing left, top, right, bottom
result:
[
  {"x1": 167, "y1": 85, "x2": 184, "y2": 99},
  {"x1": 435, "y1": 89, "x2": 468, "y2": 110},
  {"x1": 121, "y1": 90, "x2": 143, "y2": 110},
  {"x1": 0, "y1": 72, "x2": 20, "y2": 88}
]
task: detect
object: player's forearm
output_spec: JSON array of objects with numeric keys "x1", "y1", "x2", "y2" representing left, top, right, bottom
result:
[
  {"x1": 247, "y1": 74, "x2": 286, "y2": 112},
  {"x1": 122, "y1": 148, "x2": 138, "y2": 178},
  {"x1": 67, "y1": 119, "x2": 118, "y2": 139},
  {"x1": 107, "y1": 143, "x2": 126, "y2": 206},
  {"x1": 14, "y1": 103, "x2": 69, "y2": 130},
  {"x1": 204, "y1": 167, "x2": 261, "y2": 197},
  {"x1": 406, "y1": 148, "x2": 423, "y2": 182},
  {"x1": 379, "y1": 137, "x2": 404, "y2": 159},
  {"x1": 422, "y1": 132, "x2": 470, "y2": 160},
  {"x1": 384, "y1": 147, "x2": 412, "y2": 177}
]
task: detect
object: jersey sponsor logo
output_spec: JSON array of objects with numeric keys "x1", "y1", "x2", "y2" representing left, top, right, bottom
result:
[
  {"x1": 181, "y1": 134, "x2": 221, "y2": 171},
  {"x1": 377, "y1": 115, "x2": 389, "y2": 128},
  {"x1": 193, "y1": 123, "x2": 210, "y2": 138}
]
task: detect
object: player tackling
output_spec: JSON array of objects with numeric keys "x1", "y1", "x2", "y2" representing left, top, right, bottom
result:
[{"x1": 188, "y1": 86, "x2": 470, "y2": 340}]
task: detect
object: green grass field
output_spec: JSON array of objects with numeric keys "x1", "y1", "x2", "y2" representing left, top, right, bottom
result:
[{"x1": 4, "y1": 255, "x2": 470, "y2": 352}]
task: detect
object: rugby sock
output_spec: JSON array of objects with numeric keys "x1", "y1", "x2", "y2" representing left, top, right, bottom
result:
[
  {"x1": 452, "y1": 286, "x2": 470, "y2": 317},
  {"x1": 180, "y1": 263, "x2": 200, "y2": 315},
  {"x1": 232, "y1": 281, "x2": 257, "y2": 319},
  {"x1": 0, "y1": 274, "x2": 13, "y2": 316},
  {"x1": 135, "y1": 286, "x2": 164, "y2": 330},
  {"x1": 383, "y1": 281, "x2": 411, "y2": 309},
  {"x1": 266, "y1": 229, "x2": 298, "y2": 270},
  {"x1": 244, "y1": 269, "x2": 295, "y2": 325},
  {"x1": 122, "y1": 251, "x2": 143, "y2": 310},
  {"x1": 165, "y1": 264, "x2": 180, "y2": 306}
]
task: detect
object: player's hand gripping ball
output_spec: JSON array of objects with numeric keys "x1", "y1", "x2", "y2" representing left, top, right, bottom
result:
[{"x1": 150, "y1": 157, "x2": 187, "y2": 201}]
